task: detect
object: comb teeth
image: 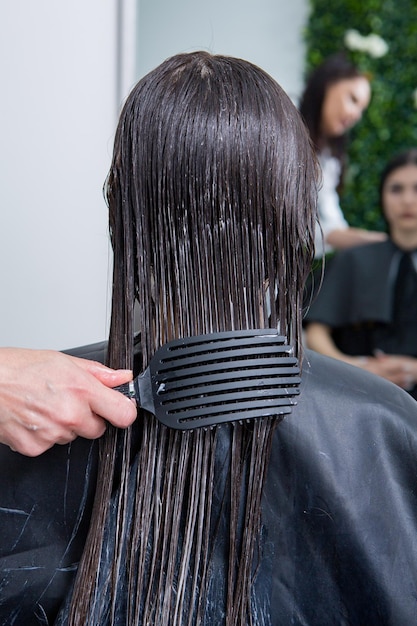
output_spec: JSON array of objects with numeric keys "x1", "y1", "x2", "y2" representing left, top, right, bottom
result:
[{"x1": 149, "y1": 330, "x2": 300, "y2": 430}]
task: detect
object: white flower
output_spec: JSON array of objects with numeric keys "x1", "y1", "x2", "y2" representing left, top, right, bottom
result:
[
  {"x1": 413, "y1": 88, "x2": 417, "y2": 109},
  {"x1": 344, "y1": 29, "x2": 364, "y2": 51},
  {"x1": 344, "y1": 29, "x2": 388, "y2": 58},
  {"x1": 366, "y1": 33, "x2": 389, "y2": 58}
]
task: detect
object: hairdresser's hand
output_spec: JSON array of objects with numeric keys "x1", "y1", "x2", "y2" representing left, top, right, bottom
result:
[{"x1": 0, "y1": 348, "x2": 137, "y2": 457}]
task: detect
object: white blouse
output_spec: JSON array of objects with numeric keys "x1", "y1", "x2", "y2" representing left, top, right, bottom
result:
[{"x1": 314, "y1": 151, "x2": 348, "y2": 259}]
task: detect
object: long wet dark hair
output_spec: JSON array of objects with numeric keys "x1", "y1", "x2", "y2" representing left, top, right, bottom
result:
[
  {"x1": 66, "y1": 51, "x2": 318, "y2": 624},
  {"x1": 299, "y1": 53, "x2": 368, "y2": 160}
]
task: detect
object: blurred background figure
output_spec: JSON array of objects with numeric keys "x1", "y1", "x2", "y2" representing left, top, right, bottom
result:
[
  {"x1": 304, "y1": 148, "x2": 417, "y2": 399},
  {"x1": 299, "y1": 53, "x2": 387, "y2": 261}
]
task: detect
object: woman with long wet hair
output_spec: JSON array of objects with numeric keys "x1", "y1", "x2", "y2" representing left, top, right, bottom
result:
[
  {"x1": 57, "y1": 52, "x2": 417, "y2": 625},
  {"x1": 62, "y1": 50, "x2": 315, "y2": 624}
]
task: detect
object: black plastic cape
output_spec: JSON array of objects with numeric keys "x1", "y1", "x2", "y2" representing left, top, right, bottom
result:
[
  {"x1": 306, "y1": 240, "x2": 400, "y2": 327},
  {"x1": 2, "y1": 350, "x2": 417, "y2": 625},
  {"x1": 304, "y1": 239, "x2": 417, "y2": 400}
]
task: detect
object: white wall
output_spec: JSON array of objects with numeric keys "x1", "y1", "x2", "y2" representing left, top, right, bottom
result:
[
  {"x1": 0, "y1": 0, "x2": 308, "y2": 351},
  {"x1": 136, "y1": 0, "x2": 309, "y2": 102},
  {"x1": 0, "y1": 1, "x2": 119, "y2": 350}
]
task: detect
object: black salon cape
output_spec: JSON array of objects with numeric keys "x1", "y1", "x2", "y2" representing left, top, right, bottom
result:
[
  {"x1": 3, "y1": 350, "x2": 417, "y2": 625},
  {"x1": 306, "y1": 240, "x2": 400, "y2": 326},
  {"x1": 304, "y1": 239, "x2": 417, "y2": 354},
  {"x1": 0, "y1": 438, "x2": 97, "y2": 625}
]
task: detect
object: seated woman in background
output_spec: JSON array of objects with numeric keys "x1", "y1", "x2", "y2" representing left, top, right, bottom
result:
[
  {"x1": 54, "y1": 53, "x2": 417, "y2": 625},
  {"x1": 305, "y1": 148, "x2": 417, "y2": 399},
  {"x1": 299, "y1": 53, "x2": 387, "y2": 261}
]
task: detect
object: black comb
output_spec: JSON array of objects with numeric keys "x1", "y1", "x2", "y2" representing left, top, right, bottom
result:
[{"x1": 114, "y1": 329, "x2": 300, "y2": 430}]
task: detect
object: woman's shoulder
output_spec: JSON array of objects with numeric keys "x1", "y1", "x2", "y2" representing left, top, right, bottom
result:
[
  {"x1": 337, "y1": 238, "x2": 392, "y2": 260},
  {"x1": 263, "y1": 349, "x2": 417, "y2": 624},
  {"x1": 325, "y1": 239, "x2": 394, "y2": 278}
]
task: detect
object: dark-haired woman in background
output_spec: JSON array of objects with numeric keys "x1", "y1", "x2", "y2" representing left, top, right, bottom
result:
[{"x1": 299, "y1": 53, "x2": 387, "y2": 262}]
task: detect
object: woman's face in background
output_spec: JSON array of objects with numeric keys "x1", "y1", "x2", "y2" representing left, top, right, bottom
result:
[
  {"x1": 320, "y1": 76, "x2": 371, "y2": 138},
  {"x1": 383, "y1": 164, "x2": 417, "y2": 238}
]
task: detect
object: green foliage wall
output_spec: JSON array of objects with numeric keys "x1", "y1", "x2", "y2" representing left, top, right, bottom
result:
[{"x1": 304, "y1": 0, "x2": 417, "y2": 231}]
